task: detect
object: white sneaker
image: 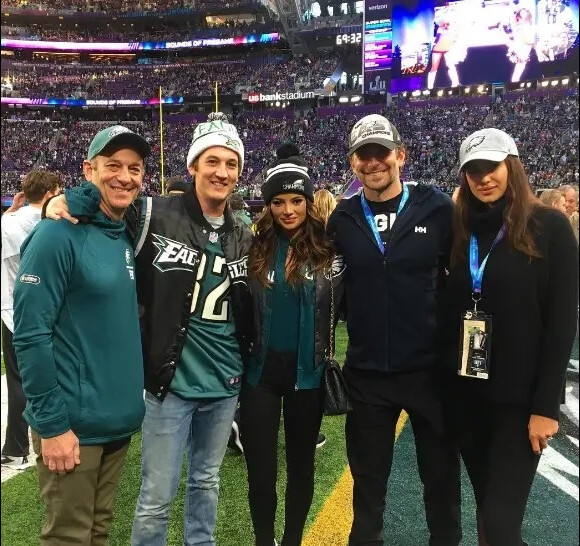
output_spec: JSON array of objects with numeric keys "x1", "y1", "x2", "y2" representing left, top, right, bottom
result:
[
  {"x1": 228, "y1": 420, "x2": 244, "y2": 454},
  {"x1": 1, "y1": 455, "x2": 34, "y2": 470}
]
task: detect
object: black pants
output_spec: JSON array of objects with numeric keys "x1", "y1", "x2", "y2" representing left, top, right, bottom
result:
[
  {"x1": 452, "y1": 392, "x2": 540, "y2": 546},
  {"x1": 1, "y1": 322, "x2": 29, "y2": 458},
  {"x1": 345, "y1": 375, "x2": 461, "y2": 546},
  {"x1": 241, "y1": 350, "x2": 323, "y2": 546}
]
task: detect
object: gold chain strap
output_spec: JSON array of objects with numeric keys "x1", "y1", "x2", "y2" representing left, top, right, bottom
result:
[{"x1": 329, "y1": 270, "x2": 335, "y2": 361}]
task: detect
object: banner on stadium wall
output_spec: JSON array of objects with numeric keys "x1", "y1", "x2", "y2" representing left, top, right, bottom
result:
[
  {"x1": 0, "y1": 96, "x2": 184, "y2": 107},
  {"x1": 363, "y1": 0, "x2": 392, "y2": 94},
  {"x1": 0, "y1": 33, "x2": 280, "y2": 52},
  {"x1": 244, "y1": 90, "x2": 323, "y2": 103}
]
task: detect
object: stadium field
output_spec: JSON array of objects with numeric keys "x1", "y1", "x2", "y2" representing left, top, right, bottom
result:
[{"x1": 1, "y1": 323, "x2": 578, "y2": 545}]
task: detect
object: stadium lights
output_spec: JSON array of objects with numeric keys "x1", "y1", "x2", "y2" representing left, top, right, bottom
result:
[
  {"x1": 402, "y1": 92, "x2": 408, "y2": 97},
  {"x1": 526, "y1": 82, "x2": 532, "y2": 88},
  {"x1": 562, "y1": 78, "x2": 570, "y2": 85},
  {"x1": 338, "y1": 96, "x2": 349, "y2": 103},
  {"x1": 350, "y1": 96, "x2": 361, "y2": 103},
  {"x1": 551, "y1": 80, "x2": 559, "y2": 86},
  {"x1": 275, "y1": 101, "x2": 280, "y2": 106},
  {"x1": 520, "y1": 83, "x2": 525, "y2": 88},
  {"x1": 464, "y1": 87, "x2": 471, "y2": 94},
  {"x1": 448, "y1": 90, "x2": 453, "y2": 95},
  {"x1": 411, "y1": 90, "x2": 421, "y2": 97},
  {"x1": 437, "y1": 90, "x2": 444, "y2": 97},
  {"x1": 477, "y1": 85, "x2": 485, "y2": 93},
  {"x1": 541, "y1": 80, "x2": 549, "y2": 87},
  {"x1": 422, "y1": 90, "x2": 430, "y2": 96}
]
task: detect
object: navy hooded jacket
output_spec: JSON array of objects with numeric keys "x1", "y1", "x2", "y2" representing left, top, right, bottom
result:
[{"x1": 327, "y1": 183, "x2": 453, "y2": 374}]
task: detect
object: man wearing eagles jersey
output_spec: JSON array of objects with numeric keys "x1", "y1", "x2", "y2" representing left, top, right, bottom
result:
[{"x1": 46, "y1": 113, "x2": 253, "y2": 546}]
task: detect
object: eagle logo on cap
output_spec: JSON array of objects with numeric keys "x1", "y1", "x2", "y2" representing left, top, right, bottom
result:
[
  {"x1": 465, "y1": 135, "x2": 486, "y2": 154},
  {"x1": 224, "y1": 137, "x2": 240, "y2": 150},
  {"x1": 108, "y1": 126, "x2": 132, "y2": 138}
]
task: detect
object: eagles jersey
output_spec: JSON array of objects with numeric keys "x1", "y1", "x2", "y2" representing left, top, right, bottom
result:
[{"x1": 170, "y1": 237, "x2": 243, "y2": 399}]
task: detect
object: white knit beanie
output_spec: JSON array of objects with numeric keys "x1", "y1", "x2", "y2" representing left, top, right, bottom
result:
[{"x1": 186, "y1": 112, "x2": 244, "y2": 175}]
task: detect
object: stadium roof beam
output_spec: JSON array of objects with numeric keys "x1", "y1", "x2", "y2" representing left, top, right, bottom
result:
[{"x1": 273, "y1": 0, "x2": 310, "y2": 55}]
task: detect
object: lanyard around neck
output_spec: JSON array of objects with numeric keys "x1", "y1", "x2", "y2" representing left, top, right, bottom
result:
[
  {"x1": 469, "y1": 225, "x2": 506, "y2": 309},
  {"x1": 360, "y1": 184, "x2": 409, "y2": 255}
]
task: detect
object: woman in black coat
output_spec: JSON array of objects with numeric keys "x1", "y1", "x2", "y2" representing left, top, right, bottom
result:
[{"x1": 441, "y1": 128, "x2": 578, "y2": 546}]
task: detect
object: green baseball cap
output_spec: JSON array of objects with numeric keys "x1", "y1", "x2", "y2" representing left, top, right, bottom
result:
[{"x1": 87, "y1": 125, "x2": 151, "y2": 160}]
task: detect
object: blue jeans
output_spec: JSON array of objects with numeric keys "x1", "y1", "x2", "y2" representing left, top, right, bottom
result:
[{"x1": 132, "y1": 392, "x2": 238, "y2": 546}]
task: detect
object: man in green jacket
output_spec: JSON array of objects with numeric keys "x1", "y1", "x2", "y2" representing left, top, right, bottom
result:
[{"x1": 13, "y1": 125, "x2": 151, "y2": 546}]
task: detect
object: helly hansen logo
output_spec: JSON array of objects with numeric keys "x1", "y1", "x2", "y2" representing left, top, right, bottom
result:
[
  {"x1": 415, "y1": 226, "x2": 427, "y2": 234},
  {"x1": 152, "y1": 234, "x2": 200, "y2": 273}
]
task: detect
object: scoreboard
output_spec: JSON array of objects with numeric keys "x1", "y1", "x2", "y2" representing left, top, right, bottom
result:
[{"x1": 363, "y1": 1, "x2": 393, "y2": 94}]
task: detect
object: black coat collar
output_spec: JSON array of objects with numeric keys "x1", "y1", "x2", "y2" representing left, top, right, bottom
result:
[{"x1": 182, "y1": 184, "x2": 235, "y2": 233}]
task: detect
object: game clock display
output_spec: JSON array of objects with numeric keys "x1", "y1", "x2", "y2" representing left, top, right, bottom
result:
[{"x1": 335, "y1": 32, "x2": 362, "y2": 45}]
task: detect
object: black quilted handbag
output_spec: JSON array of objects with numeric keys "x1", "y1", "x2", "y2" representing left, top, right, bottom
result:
[
  {"x1": 322, "y1": 358, "x2": 352, "y2": 416},
  {"x1": 321, "y1": 271, "x2": 352, "y2": 416}
]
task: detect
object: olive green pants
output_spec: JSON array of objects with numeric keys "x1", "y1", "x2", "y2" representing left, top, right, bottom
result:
[{"x1": 31, "y1": 431, "x2": 129, "y2": 546}]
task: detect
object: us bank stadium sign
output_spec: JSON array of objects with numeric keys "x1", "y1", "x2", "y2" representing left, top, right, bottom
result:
[{"x1": 245, "y1": 90, "x2": 323, "y2": 103}]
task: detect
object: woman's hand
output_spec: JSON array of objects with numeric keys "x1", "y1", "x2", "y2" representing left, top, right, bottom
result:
[
  {"x1": 45, "y1": 194, "x2": 78, "y2": 224},
  {"x1": 528, "y1": 414, "x2": 559, "y2": 455}
]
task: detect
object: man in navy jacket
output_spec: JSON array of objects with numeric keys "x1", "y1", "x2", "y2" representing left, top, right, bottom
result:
[{"x1": 328, "y1": 114, "x2": 461, "y2": 546}]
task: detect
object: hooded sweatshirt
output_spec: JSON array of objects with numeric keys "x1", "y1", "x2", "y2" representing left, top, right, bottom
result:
[{"x1": 13, "y1": 182, "x2": 145, "y2": 444}]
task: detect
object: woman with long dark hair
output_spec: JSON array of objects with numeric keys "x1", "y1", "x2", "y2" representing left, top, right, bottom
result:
[
  {"x1": 242, "y1": 143, "x2": 341, "y2": 546},
  {"x1": 441, "y1": 128, "x2": 578, "y2": 545}
]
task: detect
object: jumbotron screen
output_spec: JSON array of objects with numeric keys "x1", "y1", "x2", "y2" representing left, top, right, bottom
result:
[
  {"x1": 391, "y1": 0, "x2": 579, "y2": 92},
  {"x1": 363, "y1": 0, "x2": 393, "y2": 94}
]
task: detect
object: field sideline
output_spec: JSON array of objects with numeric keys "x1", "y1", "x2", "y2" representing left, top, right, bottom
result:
[{"x1": 1, "y1": 324, "x2": 578, "y2": 545}]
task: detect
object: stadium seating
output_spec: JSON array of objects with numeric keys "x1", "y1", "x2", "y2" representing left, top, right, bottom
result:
[
  {"x1": 2, "y1": 89, "x2": 578, "y2": 199},
  {"x1": 1, "y1": 56, "x2": 339, "y2": 99}
]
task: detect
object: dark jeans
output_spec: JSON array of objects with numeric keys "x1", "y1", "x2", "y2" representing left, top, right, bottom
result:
[
  {"x1": 241, "y1": 350, "x2": 323, "y2": 546},
  {"x1": 452, "y1": 392, "x2": 540, "y2": 546},
  {"x1": 346, "y1": 398, "x2": 461, "y2": 546},
  {"x1": 1, "y1": 322, "x2": 29, "y2": 458}
]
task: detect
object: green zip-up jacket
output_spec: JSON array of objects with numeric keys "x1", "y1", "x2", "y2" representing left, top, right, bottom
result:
[
  {"x1": 13, "y1": 184, "x2": 145, "y2": 444},
  {"x1": 246, "y1": 238, "x2": 342, "y2": 391}
]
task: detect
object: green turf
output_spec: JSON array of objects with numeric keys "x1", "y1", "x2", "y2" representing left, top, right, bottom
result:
[
  {"x1": 0, "y1": 322, "x2": 351, "y2": 546},
  {"x1": 386, "y1": 424, "x2": 579, "y2": 545},
  {"x1": 2, "y1": 322, "x2": 578, "y2": 545}
]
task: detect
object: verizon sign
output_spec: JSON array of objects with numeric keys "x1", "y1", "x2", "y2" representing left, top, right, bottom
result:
[{"x1": 246, "y1": 90, "x2": 319, "y2": 103}]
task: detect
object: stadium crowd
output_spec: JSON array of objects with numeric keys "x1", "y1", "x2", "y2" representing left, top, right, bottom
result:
[
  {"x1": 2, "y1": 0, "x2": 259, "y2": 14},
  {"x1": 1, "y1": 20, "x2": 276, "y2": 43},
  {"x1": 2, "y1": 55, "x2": 337, "y2": 99},
  {"x1": 2, "y1": 89, "x2": 578, "y2": 200}
]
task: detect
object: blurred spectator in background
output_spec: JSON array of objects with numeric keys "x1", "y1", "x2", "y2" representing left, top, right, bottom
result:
[
  {"x1": 228, "y1": 192, "x2": 253, "y2": 227},
  {"x1": 1, "y1": 170, "x2": 62, "y2": 471},
  {"x1": 313, "y1": 188, "x2": 337, "y2": 226},
  {"x1": 539, "y1": 188, "x2": 568, "y2": 213},
  {"x1": 165, "y1": 175, "x2": 189, "y2": 195},
  {"x1": 559, "y1": 184, "x2": 579, "y2": 242}
]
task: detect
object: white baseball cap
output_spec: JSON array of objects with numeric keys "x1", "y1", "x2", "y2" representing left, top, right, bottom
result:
[
  {"x1": 348, "y1": 114, "x2": 402, "y2": 156},
  {"x1": 459, "y1": 128, "x2": 519, "y2": 171}
]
